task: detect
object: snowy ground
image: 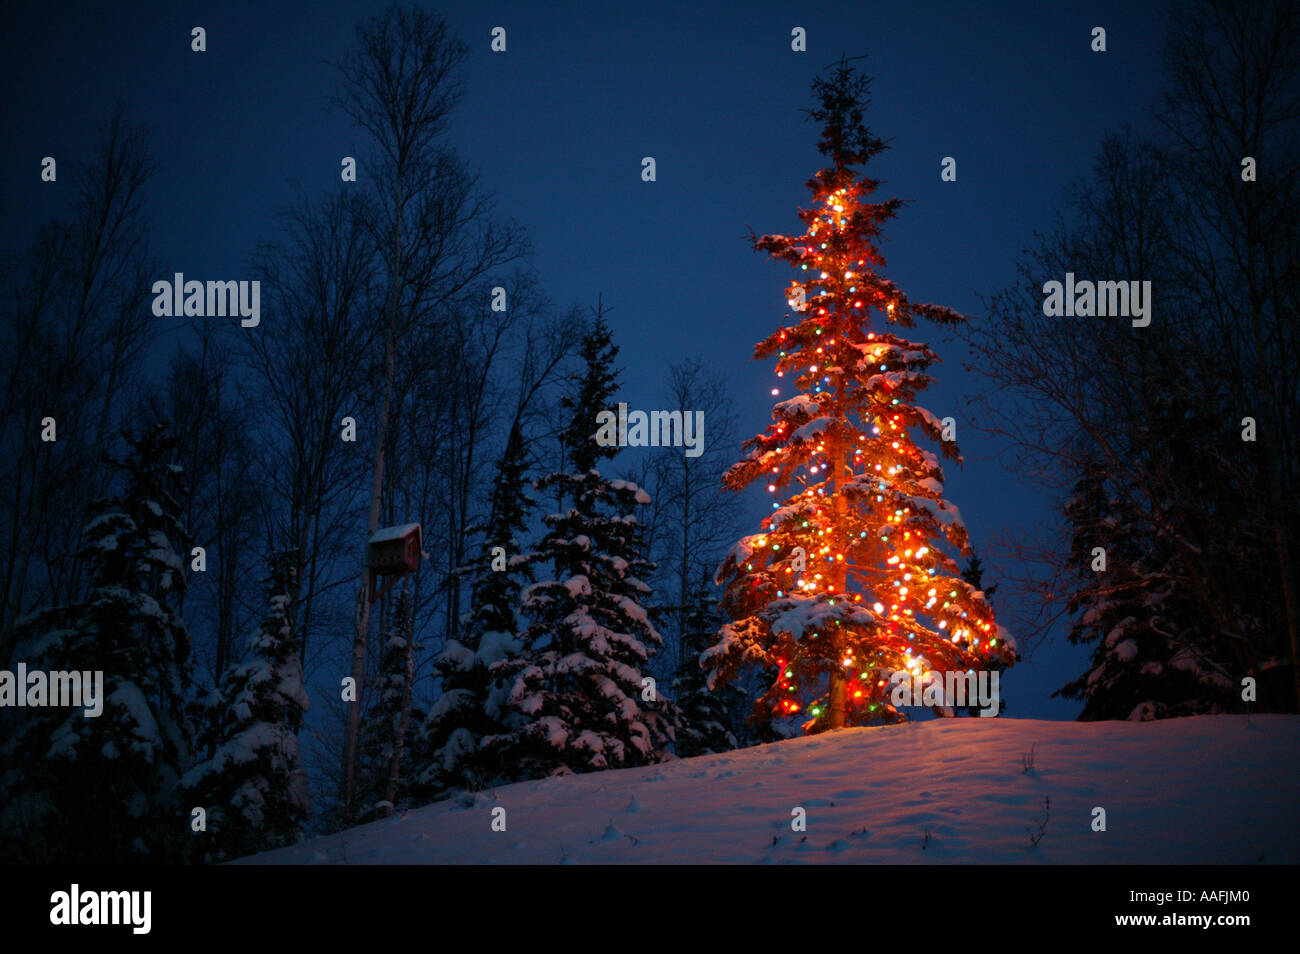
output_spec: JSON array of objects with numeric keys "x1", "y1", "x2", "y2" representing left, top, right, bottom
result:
[{"x1": 244, "y1": 715, "x2": 1299, "y2": 864}]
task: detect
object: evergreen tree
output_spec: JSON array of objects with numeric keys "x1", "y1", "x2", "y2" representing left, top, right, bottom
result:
[
  {"x1": 959, "y1": 552, "x2": 1004, "y2": 716},
  {"x1": 961, "y1": 554, "x2": 998, "y2": 603},
  {"x1": 1055, "y1": 449, "x2": 1237, "y2": 720},
  {"x1": 705, "y1": 59, "x2": 1016, "y2": 733},
  {"x1": 354, "y1": 587, "x2": 418, "y2": 818},
  {"x1": 416, "y1": 421, "x2": 531, "y2": 798},
  {"x1": 183, "y1": 549, "x2": 311, "y2": 860},
  {"x1": 0, "y1": 424, "x2": 193, "y2": 862},
  {"x1": 673, "y1": 579, "x2": 741, "y2": 756},
  {"x1": 484, "y1": 315, "x2": 678, "y2": 779}
]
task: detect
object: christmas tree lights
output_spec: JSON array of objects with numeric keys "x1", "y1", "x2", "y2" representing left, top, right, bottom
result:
[{"x1": 703, "y1": 58, "x2": 1016, "y2": 732}]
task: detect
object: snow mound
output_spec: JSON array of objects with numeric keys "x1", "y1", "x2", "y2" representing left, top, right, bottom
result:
[{"x1": 240, "y1": 715, "x2": 1299, "y2": 865}]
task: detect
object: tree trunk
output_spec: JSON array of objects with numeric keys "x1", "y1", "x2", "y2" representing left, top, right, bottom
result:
[
  {"x1": 382, "y1": 591, "x2": 415, "y2": 816},
  {"x1": 828, "y1": 669, "x2": 848, "y2": 729},
  {"x1": 341, "y1": 293, "x2": 399, "y2": 818},
  {"x1": 828, "y1": 370, "x2": 850, "y2": 731}
]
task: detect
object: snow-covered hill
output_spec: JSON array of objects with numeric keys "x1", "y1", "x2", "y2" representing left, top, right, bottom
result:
[{"x1": 244, "y1": 715, "x2": 1299, "y2": 864}]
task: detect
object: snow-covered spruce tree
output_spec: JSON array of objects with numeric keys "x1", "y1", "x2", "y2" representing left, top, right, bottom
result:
[
  {"x1": 183, "y1": 550, "x2": 311, "y2": 860},
  {"x1": 0, "y1": 423, "x2": 193, "y2": 863},
  {"x1": 1053, "y1": 351, "x2": 1266, "y2": 719},
  {"x1": 673, "y1": 580, "x2": 741, "y2": 756},
  {"x1": 416, "y1": 421, "x2": 531, "y2": 798},
  {"x1": 355, "y1": 587, "x2": 417, "y2": 818},
  {"x1": 483, "y1": 316, "x2": 678, "y2": 779},
  {"x1": 1054, "y1": 457, "x2": 1236, "y2": 721},
  {"x1": 704, "y1": 59, "x2": 1016, "y2": 733},
  {"x1": 959, "y1": 553, "x2": 1005, "y2": 716}
]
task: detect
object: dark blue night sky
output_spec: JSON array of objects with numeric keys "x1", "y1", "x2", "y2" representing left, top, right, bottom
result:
[{"x1": 1, "y1": 1, "x2": 1171, "y2": 718}]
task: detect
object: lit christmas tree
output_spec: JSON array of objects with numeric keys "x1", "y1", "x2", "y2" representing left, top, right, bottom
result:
[{"x1": 704, "y1": 58, "x2": 1016, "y2": 732}]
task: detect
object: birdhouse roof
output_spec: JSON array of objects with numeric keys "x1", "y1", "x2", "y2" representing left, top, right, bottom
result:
[{"x1": 368, "y1": 523, "x2": 421, "y2": 544}]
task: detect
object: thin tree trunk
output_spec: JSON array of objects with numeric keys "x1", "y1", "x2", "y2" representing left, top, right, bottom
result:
[
  {"x1": 828, "y1": 372, "x2": 849, "y2": 730},
  {"x1": 383, "y1": 588, "x2": 415, "y2": 816},
  {"x1": 342, "y1": 287, "x2": 400, "y2": 817}
]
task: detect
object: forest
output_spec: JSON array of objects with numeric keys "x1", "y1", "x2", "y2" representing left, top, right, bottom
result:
[{"x1": 0, "y1": 0, "x2": 1295, "y2": 864}]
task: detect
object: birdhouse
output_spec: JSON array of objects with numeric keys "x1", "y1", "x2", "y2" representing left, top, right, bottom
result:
[{"x1": 367, "y1": 523, "x2": 423, "y2": 603}]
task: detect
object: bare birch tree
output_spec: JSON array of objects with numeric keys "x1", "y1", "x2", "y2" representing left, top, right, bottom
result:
[{"x1": 330, "y1": 4, "x2": 528, "y2": 816}]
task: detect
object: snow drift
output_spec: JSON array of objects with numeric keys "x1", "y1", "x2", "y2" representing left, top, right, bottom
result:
[{"x1": 243, "y1": 714, "x2": 1299, "y2": 864}]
